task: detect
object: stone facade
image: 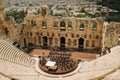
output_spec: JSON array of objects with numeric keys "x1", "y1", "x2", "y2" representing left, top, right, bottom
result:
[
  {"x1": 102, "y1": 22, "x2": 120, "y2": 52},
  {"x1": 20, "y1": 6, "x2": 103, "y2": 51},
  {"x1": 0, "y1": 5, "x2": 120, "y2": 53}
]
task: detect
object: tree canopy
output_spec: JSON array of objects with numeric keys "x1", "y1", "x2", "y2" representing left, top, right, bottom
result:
[
  {"x1": 98, "y1": 0, "x2": 120, "y2": 22},
  {"x1": 98, "y1": 0, "x2": 120, "y2": 11}
]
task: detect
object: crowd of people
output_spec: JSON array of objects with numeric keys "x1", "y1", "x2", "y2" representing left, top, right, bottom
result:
[{"x1": 39, "y1": 51, "x2": 78, "y2": 74}]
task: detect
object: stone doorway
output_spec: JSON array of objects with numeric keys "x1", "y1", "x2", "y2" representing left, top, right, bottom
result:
[
  {"x1": 60, "y1": 37, "x2": 66, "y2": 49},
  {"x1": 43, "y1": 36, "x2": 48, "y2": 49},
  {"x1": 78, "y1": 38, "x2": 84, "y2": 51}
]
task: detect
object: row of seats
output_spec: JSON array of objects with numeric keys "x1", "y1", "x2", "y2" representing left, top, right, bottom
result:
[
  {"x1": 74, "y1": 45, "x2": 120, "y2": 79},
  {"x1": 103, "y1": 69, "x2": 120, "y2": 80},
  {"x1": 0, "y1": 40, "x2": 35, "y2": 67},
  {"x1": 103, "y1": 45, "x2": 120, "y2": 80},
  {"x1": 110, "y1": 45, "x2": 120, "y2": 52},
  {"x1": 0, "y1": 58, "x2": 39, "y2": 80}
]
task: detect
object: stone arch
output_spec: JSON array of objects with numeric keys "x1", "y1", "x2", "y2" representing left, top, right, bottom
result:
[
  {"x1": 40, "y1": 5, "x2": 50, "y2": 16},
  {"x1": 92, "y1": 21, "x2": 97, "y2": 30},
  {"x1": 60, "y1": 37, "x2": 66, "y2": 49},
  {"x1": 55, "y1": 38, "x2": 58, "y2": 45},
  {"x1": 73, "y1": 39, "x2": 77, "y2": 46},
  {"x1": 68, "y1": 39, "x2": 71, "y2": 46},
  {"x1": 60, "y1": 21, "x2": 66, "y2": 27},
  {"x1": 68, "y1": 20, "x2": 72, "y2": 29},
  {"x1": 60, "y1": 21, "x2": 66, "y2": 31},
  {"x1": 49, "y1": 37, "x2": 53, "y2": 46},
  {"x1": 42, "y1": 21, "x2": 47, "y2": 27},
  {"x1": 42, "y1": 36, "x2": 48, "y2": 49},
  {"x1": 54, "y1": 21, "x2": 58, "y2": 28},
  {"x1": 92, "y1": 40, "x2": 95, "y2": 47},
  {"x1": 80, "y1": 22, "x2": 84, "y2": 30},
  {"x1": 86, "y1": 40, "x2": 89, "y2": 47},
  {"x1": 78, "y1": 38, "x2": 84, "y2": 50}
]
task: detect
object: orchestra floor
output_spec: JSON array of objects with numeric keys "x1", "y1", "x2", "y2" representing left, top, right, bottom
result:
[{"x1": 29, "y1": 49, "x2": 99, "y2": 74}]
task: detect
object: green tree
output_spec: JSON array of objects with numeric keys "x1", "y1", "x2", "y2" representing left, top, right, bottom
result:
[
  {"x1": 6, "y1": 10, "x2": 27, "y2": 23},
  {"x1": 97, "y1": 0, "x2": 120, "y2": 22}
]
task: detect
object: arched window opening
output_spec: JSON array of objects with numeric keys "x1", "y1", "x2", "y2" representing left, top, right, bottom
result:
[
  {"x1": 86, "y1": 40, "x2": 89, "y2": 47},
  {"x1": 42, "y1": 8, "x2": 46, "y2": 16},
  {"x1": 73, "y1": 39, "x2": 77, "y2": 46},
  {"x1": 31, "y1": 20, "x2": 36, "y2": 26},
  {"x1": 68, "y1": 39, "x2": 71, "y2": 46},
  {"x1": 80, "y1": 22, "x2": 84, "y2": 30},
  {"x1": 71, "y1": 33, "x2": 74, "y2": 38},
  {"x1": 58, "y1": 33, "x2": 60, "y2": 37},
  {"x1": 60, "y1": 21, "x2": 66, "y2": 31},
  {"x1": 55, "y1": 38, "x2": 58, "y2": 45},
  {"x1": 68, "y1": 21, "x2": 72, "y2": 29},
  {"x1": 92, "y1": 21, "x2": 97, "y2": 30},
  {"x1": 65, "y1": 33, "x2": 67, "y2": 37},
  {"x1": 96, "y1": 35, "x2": 99, "y2": 39},
  {"x1": 42, "y1": 21, "x2": 47, "y2": 29},
  {"x1": 76, "y1": 34, "x2": 79, "y2": 38},
  {"x1": 54, "y1": 21, "x2": 58, "y2": 29},
  {"x1": 49, "y1": 37, "x2": 53, "y2": 46},
  {"x1": 92, "y1": 40, "x2": 95, "y2": 47},
  {"x1": 52, "y1": 33, "x2": 54, "y2": 37},
  {"x1": 43, "y1": 36, "x2": 48, "y2": 49}
]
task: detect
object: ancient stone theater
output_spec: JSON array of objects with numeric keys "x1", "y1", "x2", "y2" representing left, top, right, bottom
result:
[{"x1": 0, "y1": 0, "x2": 120, "y2": 80}]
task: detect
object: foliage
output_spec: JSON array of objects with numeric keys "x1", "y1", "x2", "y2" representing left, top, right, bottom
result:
[
  {"x1": 6, "y1": 10, "x2": 26, "y2": 23},
  {"x1": 106, "y1": 12, "x2": 120, "y2": 22},
  {"x1": 42, "y1": 8, "x2": 46, "y2": 16},
  {"x1": 97, "y1": 0, "x2": 120, "y2": 22},
  {"x1": 97, "y1": 0, "x2": 120, "y2": 11},
  {"x1": 68, "y1": 21, "x2": 72, "y2": 27},
  {"x1": 80, "y1": 22, "x2": 84, "y2": 28},
  {"x1": 75, "y1": 14, "x2": 86, "y2": 18},
  {"x1": 34, "y1": 9, "x2": 40, "y2": 15},
  {"x1": 54, "y1": 21, "x2": 58, "y2": 27}
]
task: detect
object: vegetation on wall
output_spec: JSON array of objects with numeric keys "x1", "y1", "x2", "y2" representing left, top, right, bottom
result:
[
  {"x1": 41, "y1": 8, "x2": 46, "y2": 16},
  {"x1": 6, "y1": 10, "x2": 27, "y2": 23}
]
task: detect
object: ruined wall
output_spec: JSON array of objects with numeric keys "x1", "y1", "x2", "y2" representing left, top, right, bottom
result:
[
  {"x1": 19, "y1": 5, "x2": 104, "y2": 52},
  {"x1": 0, "y1": 5, "x2": 120, "y2": 52},
  {"x1": 104, "y1": 22, "x2": 120, "y2": 49}
]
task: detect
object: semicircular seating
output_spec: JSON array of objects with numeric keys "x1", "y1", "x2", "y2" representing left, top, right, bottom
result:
[
  {"x1": 0, "y1": 39, "x2": 120, "y2": 80},
  {"x1": 103, "y1": 69, "x2": 120, "y2": 80},
  {"x1": 0, "y1": 40, "x2": 35, "y2": 67}
]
